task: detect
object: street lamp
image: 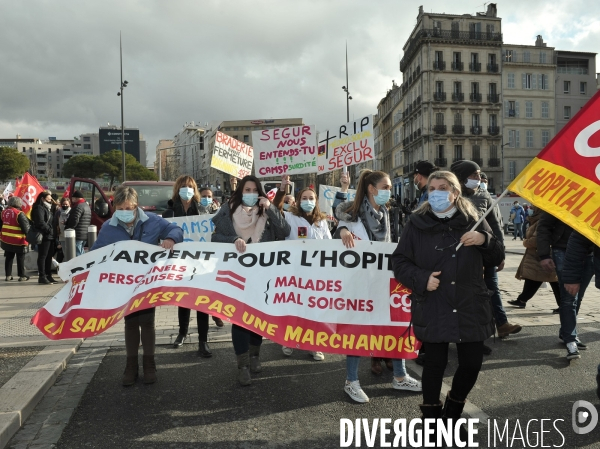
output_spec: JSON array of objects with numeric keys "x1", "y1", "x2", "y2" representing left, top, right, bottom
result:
[{"x1": 117, "y1": 33, "x2": 128, "y2": 183}]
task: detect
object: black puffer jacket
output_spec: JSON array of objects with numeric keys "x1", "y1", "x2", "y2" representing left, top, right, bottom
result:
[
  {"x1": 536, "y1": 211, "x2": 572, "y2": 260},
  {"x1": 462, "y1": 186, "x2": 504, "y2": 243},
  {"x1": 31, "y1": 203, "x2": 55, "y2": 241},
  {"x1": 391, "y1": 210, "x2": 504, "y2": 343},
  {"x1": 64, "y1": 199, "x2": 91, "y2": 241},
  {"x1": 563, "y1": 232, "x2": 600, "y2": 289}
]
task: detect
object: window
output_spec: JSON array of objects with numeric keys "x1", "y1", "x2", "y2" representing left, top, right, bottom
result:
[
  {"x1": 564, "y1": 81, "x2": 570, "y2": 94},
  {"x1": 454, "y1": 113, "x2": 462, "y2": 125},
  {"x1": 580, "y1": 82, "x2": 587, "y2": 94},
  {"x1": 453, "y1": 52, "x2": 461, "y2": 63},
  {"x1": 523, "y1": 51, "x2": 531, "y2": 63},
  {"x1": 489, "y1": 83, "x2": 497, "y2": 95},
  {"x1": 454, "y1": 145, "x2": 463, "y2": 160},
  {"x1": 542, "y1": 130, "x2": 550, "y2": 147},
  {"x1": 243, "y1": 135, "x2": 249, "y2": 143},
  {"x1": 472, "y1": 145, "x2": 481, "y2": 160},
  {"x1": 489, "y1": 114, "x2": 497, "y2": 127},
  {"x1": 83, "y1": 136, "x2": 90, "y2": 142},
  {"x1": 471, "y1": 53, "x2": 479, "y2": 64},
  {"x1": 451, "y1": 21, "x2": 459, "y2": 37},
  {"x1": 83, "y1": 144, "x2": 91, "y2": 149},
  {"x1": 433, "y1": 20, "x2": 442, "y2": 35},
  {"x1": 436, "y1": 81, "x2": 444, "y2": 93},
  {"x1": 471, "y1": 82, "x2": 479, "y2": 94},
  {"x1": 490, "y1": 145, "x2": 498, "y2": 159},
  {"x1": 436, "y1": 145, "x2": 445, "y2": 159},
  {"x1": 540, "y1": 74, "x2": 549, "y2": 90},
  {"x1": 435, "y1": 51, "x2": 443, "y2": 63},
  {"x1": 523, "y1": 74, "x2": 533, "y2": 89},
  {"x1": 540, "y1": 52, "x2": 547, "y2": 64},
  {"x1": 435, "y1": 113, "x2": 444, "y2": 125},
  {"x1": 541, "y1": 101, "x2": 549, "y2": 118},
  {"x1": 525, "y1": 101, "x2": 533, "y2": 118},
  {"x1": 454, "y1": 81, "x2": 462, "y2": 93},
  {"x1": 526, "y1": 130, "x2": 534, "y2": 148},
  {"x1": 504, "y1": 50, "x2": 513, "y2": 62},
  {"x1": 509, "y1": 161, "x2": 517, "y2": 180},
  {"x1": 564, "y1": 106, "x2": 571, "y2": 120},
  {"x1": 57, "y1": 164, "x2": 60, "y2": 169},
  {"x1": 507, "y1": 100, "x2": 517, "y2": 117},
  {"x1": 509, "y1": 130, "x2": 520, "y2": 148},
  {"x1": 472, "y1": 114, "x2": 480, "y2": 127},
  {"x1": 507, "y1": 73, "x2": 515, "y2": 88}
]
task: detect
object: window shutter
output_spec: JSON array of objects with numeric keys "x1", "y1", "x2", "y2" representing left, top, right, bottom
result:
[
  {"x1": 522, "y1": 73, "x2": 526, "y2": 89},
  {"x1": 532, "y1": 74, "x2": 537, "y2": 90},
  {"x1": 538, "y1": 74, "x2": 542, "y2": 90},
  {"x1": 504, "y1": 100, "x2": 509, "y2": 117},
  {"x1": 516, "y1": 101, "x2": 520, "y2": 117},
  {"x1": 544, "y1": 74, "x2": 549, "y2": 90},
  {"x1": 516, "y1": 130, "x2": 520, "y2": 148},
  {"x1": 513, "y1": 51, "x2": 518, "y2": 62}
]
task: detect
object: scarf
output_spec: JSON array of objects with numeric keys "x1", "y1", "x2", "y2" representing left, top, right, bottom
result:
[
  {"x1": 232, "y1": 205, "x2": 267, "y2": 244},
  {"x1": 361, "y1": 197, "x2": 390, "y2": 242},
  {"x1": 43, "y1": 201, "x2": 52, "y2": 210},
  {"x1": 433, "y1": 206, "x2": 457, "y2": 219}
]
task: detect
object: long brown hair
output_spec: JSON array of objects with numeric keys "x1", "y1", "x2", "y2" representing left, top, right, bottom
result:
[
  {"x1": 414, "y1": 171, "x2": 479, "y2": 221},
  {"x1": 229, "y1": 175, "x2": 268, "y2": 217},
  {"x1": 172, "y1": 175, "x2": 200, "y2": 203},
  {"x1": 346, "y1": 170, "x2": 390, "y2": 220},
  {"x1": 289, "y1": 188, "x2": 327, "y2": 225}
]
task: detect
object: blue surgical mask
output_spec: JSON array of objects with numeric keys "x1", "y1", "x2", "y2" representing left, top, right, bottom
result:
[
  {"x1": 480, "y1": 182, "x2": 488, "y2": 191},
  {"x1": 242, "y1": 193, "x2": 259, "y2": 207},
  {"x1": 373, "y1": 189, "x2": 391, "y2": 206},
  {"x1": 428, "y1": 190, "x2": 452, "y2": 212},
  {"x1": 114, "y1": 209, "x2": 136, "y2": 223},
  {"x1": 200, "y1": 197, "x2": 213, "y2": 207},
  {"x1": 300, "y1": 200, "x2": 315, "y2": 212},
  {"x1": 179, "y1": 187, "x2": 194, "y2": 201},
  {"x1": 283, "y1": 203, "x2": 291, "y2": 211}
]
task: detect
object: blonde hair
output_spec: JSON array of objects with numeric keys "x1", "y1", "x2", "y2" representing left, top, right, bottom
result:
[
  {"x1": 414, "y1": 171, "x2": 479, "y2": 221},
  {"x1": 173, "y1": 175, "x2": 200, "y2": 203},
  {"x1": 346, "y1": 169, "x2": 390, "y2": 220},
  {"x1": 113, "y1": 186, "x2": 138, "y2": 207}
]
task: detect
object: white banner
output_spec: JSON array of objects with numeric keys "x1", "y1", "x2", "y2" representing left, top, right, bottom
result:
[
  {"x1": 211, "y1": 131, "x2": 254, "y2": 178},
  {"x1": 317, "y1": 115, "x2": 374, "y2": 174},
  {"x1": 252, "y1": 125, "x2": 318, "y2": 177},
  {"x1": 32, "y1": 240, "x2": 418, "y2": 358},
  {"x1": 319, "y1": 185, "x2": 356, "y2": 221},
  {"x1": 168, "y1": 215, "x2": 215, "y2": 242}
]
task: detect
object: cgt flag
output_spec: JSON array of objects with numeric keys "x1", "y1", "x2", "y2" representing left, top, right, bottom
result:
[
  {"x1": 14, "y1": 173, "x2": 45, "y2": 219},
  {"x1": 508, "y1": 89, "x2": 600, "y2": 246}
]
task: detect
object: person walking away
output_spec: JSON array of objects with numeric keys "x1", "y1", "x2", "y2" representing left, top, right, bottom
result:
[
  {"x1": 64, "y1": 191, "x2": 91, "y2": 256},
  {"x1": 537, "y1": 213, "x2": 594, "y2": 359},
  {"x1": 31, "y1": 191, "x2": 58, "y2": 285},
  {"x1": 450, "y1": 160, "x2": 522, "y2": 348},
  {"x1": 507, "y1": 208, "x2": 561, "y2": 312},
  {"x1": 1, "y1": 196, "x2": 30, "y2": 281},
  {"x1": 510, "y1": 201, "x2": 526, "y2": 240},
  {"x1": 334, "y1": 169, "x2": 422, "y2": 403},
  {"x1": 91, "y1": 186, "x2": 183, "y2": 385},
  {"x1": 211, "y1": 175, "x2": 290, "y2": 386},
  {"x1": 392, "y1": 170, "x2": 504, "y2": 441}
]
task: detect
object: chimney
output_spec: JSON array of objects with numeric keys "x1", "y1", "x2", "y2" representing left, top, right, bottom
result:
[
  {"x1": 418, "y1": 5, "x2": 423, "y2": 18},
  {"x1": 486, "y1": 3, "x2": 497, "y2": 17},
  {"x1": 535, "y1": 35, "x2": 547, "y2": 47}
]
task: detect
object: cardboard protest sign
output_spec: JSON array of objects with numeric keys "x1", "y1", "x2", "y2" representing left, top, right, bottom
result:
[
  {"x1": 169, "y1": 215, "x2": 215, "y2": 242},
  {"x1": 252, "y1": 125, "x2": 318, "y2": 177},
  {"x1": 211, "y1": 131, "x2": 253, "y2": 178},
  {"x1": 318, "y1": 185, "x2": 357, "y2": 221},
  {"x1": 32, "y1": 240, "x2": 419, "y2": 358},
  {"x1": 317, "y1": 115, "x2": 374, "y2": 175}
]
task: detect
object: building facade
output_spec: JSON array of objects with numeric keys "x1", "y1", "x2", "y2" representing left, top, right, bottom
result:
[{"x1": 155, "y1": 139, "x2": 175, "y2": 181}]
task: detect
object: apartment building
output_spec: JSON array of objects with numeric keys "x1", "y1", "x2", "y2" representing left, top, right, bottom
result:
[
  {"x1": 155, "y1": 139, "x2": 175, "y2": 181},
  {"x1": 18, "y1": 140, "x2": 92, "y2": 179}
]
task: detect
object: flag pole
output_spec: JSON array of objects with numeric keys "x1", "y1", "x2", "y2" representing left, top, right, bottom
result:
[
  {"x1": 343, "y1": 43, "x2": 349, "y2": 175},
  {"x1": 456, "y1": 188, "x2": 510, "y2": 250}
]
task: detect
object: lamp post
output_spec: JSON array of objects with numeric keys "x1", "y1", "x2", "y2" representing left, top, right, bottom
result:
[
  {"x1": 341, "y1": 44, "x2": 352, "y2": 176},
  {"x1": 117, "y1": 33, "x2": 128, "y2": 183}
]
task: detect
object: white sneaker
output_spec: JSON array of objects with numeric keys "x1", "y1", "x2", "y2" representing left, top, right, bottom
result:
[
  {"x1": 344, "y1": 380, "x2": 369, "y2": 403},
  {"x1": 309, "y1": 351, "x2": 324, "y2": 361},
  {"x1": 392, "y1": 375, "x2": 422, "y2": 392},
  {"x1": 282, "y1": 346, "x2": 293, "y2": 356}
]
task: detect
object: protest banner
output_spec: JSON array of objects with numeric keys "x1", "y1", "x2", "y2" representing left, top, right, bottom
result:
[
  {"x1": 508, "y1": 89, "x2": 600, "y2": 246},
  {"x1": 318, "y1": 185, "x2": 356, "y2": 221},
  {"x1": 14, "y1": 173, "x2": 45, "y2": 218},
  {"x1": 2, "y1": 182, "x2": 13, "y2": 201},
  {"x1": 31, "y1": 240, "x2": 419, "y2": 358},
  {"x1": 168, "y1": 215, "x2": 215, "y2": 242},
  {"x1": 252, "y1": 125, "x2": 318, "y2": 177},
  {"x1": 211, "y1": 131, "x2": 254, "y2": 178},
  {"x1": 317, "y1": 115, "x2": 374, "y2": 175}
]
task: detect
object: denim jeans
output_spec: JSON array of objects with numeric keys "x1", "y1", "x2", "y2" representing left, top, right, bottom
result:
[
  {"x1": 346, "y1": 356, "x2": 406, "y2": 382},
  {"x1": 231, "y1": 324, "x2": 262, "y2": 355},
  {"x1": 484, "y1": 265, "x2": 507, "y2": 327},
  {"x1": 553, "y1": 248, "x2": 594, "y2": 344},
  {"x1": 75, "y1": 240, "x2": 85, "y2": 257},
  {"x1": 513, "y1": 222, "x2": 523, "y2": 239}
]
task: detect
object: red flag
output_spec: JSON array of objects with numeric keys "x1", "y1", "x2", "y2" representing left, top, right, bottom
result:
[
  {"x1": 266, "y1": 187, "x2": 278, "y2": 201},
  {"x1": 14, "y1": 177, "x2": 21, "y2": 192},
  {"x1": 508, "y1": 89, "x2": 600, "y2": 246},
  {"x1": 63, "y1": 185, "x2": 71, "y2": 199},
  {"x1": 14, "y1": 173, "x2": 45, "y2": 218}
]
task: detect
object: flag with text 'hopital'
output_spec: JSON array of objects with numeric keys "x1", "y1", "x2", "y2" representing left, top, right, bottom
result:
[{"x1": 508, "y1": 89, "x2": 600, "y2": 246}]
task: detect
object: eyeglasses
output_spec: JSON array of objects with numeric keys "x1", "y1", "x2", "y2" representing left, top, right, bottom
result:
[{"x1": 435, "y1": 231, "x2": 459, "y2": 251}]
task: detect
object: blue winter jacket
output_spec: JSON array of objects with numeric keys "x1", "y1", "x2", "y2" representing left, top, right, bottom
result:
[
  {"x1": 91, "y1": 208, "x2": 183, "y2": 250},
  {"x1": 510, "y1": 205, "x2": 526, "y2": 224}
]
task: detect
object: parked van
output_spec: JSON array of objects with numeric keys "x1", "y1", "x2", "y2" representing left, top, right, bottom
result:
[{"x1": 121, "y1": 181, "x2": 174, "y2": 215}]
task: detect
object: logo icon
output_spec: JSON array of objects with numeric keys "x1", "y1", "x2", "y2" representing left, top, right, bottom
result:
[
  {"x1": 572, "y1": 400, "x2": 598, "y2": 435},
  {"x1": 60, "y1": 271, "x2": 90, "y2": 314},
  {"x1": 215, "y1": 270, "x2": 246, "y2": 291},
  {"x1": 389, "y1": 279, "x2": 412, "y2": 322}
]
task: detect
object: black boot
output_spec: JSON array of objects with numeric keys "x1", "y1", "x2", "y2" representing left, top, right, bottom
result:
[
  {"x1": 442, "y1": 391, "x2": 469, "y2": 444},
  {"x1": 198, "y1": 341, "x2": 212, "y2": 358},
  {"x1": 249, "y1": 344, "x2": 261, "y2": 373},
  {"x1": 419, "y1": 402, "x2": 444, "y2": 448},
  {"x1": 46, "y1": 275, "x2": 58, "y2": 284},
  {"x1": 38, "y1": 275, "x2": 50, "y2": 285}
]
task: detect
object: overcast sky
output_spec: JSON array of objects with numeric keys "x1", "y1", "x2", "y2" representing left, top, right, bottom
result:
[{"x1": 1, "y1": 0, "x2": 598, "y2": 165}]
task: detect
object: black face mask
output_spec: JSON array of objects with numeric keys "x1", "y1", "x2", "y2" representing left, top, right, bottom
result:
[{"x1": 61, "y1": 205, "x2": 69, "y2": 210}]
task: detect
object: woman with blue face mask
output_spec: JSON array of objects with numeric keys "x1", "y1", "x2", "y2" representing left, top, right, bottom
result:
[
  {"x1": 91, "y1": 186, "x2": 183, "y2": 386},
  {"x1": 391, "y1": 171, "x2": 504, "y2": 437},
  {"x1": 211, "y1": 175, "x2": 290, "y2": 386},
  {"x1": 169, "y1": 176, "x2": 222, "y2": 355},
  {"x1": 333, "y1": 169, "x2": 422, "y2": 403},
  {"x1": 274, "y1": 177, "x2": 331, "y2": 361}
]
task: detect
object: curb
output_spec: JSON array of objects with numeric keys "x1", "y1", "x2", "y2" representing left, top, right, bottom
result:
[{"x1": 0, "y1": 339, "x2": 83, "y2": 449}]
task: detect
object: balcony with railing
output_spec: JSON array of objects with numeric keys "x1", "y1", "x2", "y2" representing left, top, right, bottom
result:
[
  {"x1": 470, "y1": 93, "x2": 482, "y2": 102},
  {"x1": 487, "y1": 63, "x2": 499, "y2": 73},
  {"x1": 435, "y1": 158, "x2": 447, "y2": 167},
  {"x1": 451, "y1": 92, "x2": 464, "y2": 102},
  {"x1": 433, "y1": 60, "x2": 446, "y2": 71},
  {"x1": 470, "y1": 126, "x2": 482, "y2": 135},
  {"x1": 433, "y1": 125, "x2": 447, "y2": 135},
  {"x1": 469, "y1": 62, "x2": 481, "y2": 72},
  {"x1": 487, "y1": 93, "x2": 500, "y2": 103},
  {"x1": 452, "y1": 125, "x2": 465, "y2": 134},
  {"x1": 433, "y1": 92, "x2": 446, "y2": 102},
  {"x1": 488, "y1": 126, "x2": 500, "y2": 136},
  {"x1": 488, "y1": 158, "x2": 501, "y2": 167},
  {"x1": 451, "y1": 61, "x2": 464, "y2": 71},
  {"x1": 508, "y1": 109, "x2": 516, "y2": 117}
]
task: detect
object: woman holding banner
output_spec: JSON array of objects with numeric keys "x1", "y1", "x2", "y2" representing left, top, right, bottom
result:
[
  {"x1": 391, "y1": 171, "x2": 503, "y2": 432},
  {"x1": 211, "y1": 175, "x2": 290, "y2": 386},
  {"x1": 170, "y1": 176, "x2": 222, "y2": 356},
  {"x1": 274, "y1": 176, "x2": 329, "y2": 361},
  {"x1": 91, "y1": 186, "x2": 183, "y2": 386},
  {"x1": 334, "y1": 170, "x2": 422, "y2": 403}
]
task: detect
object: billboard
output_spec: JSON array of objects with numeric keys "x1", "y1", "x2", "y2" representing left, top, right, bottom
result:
[{"x1": 99, "y1": 128, "x2": 140, "y2": 162}]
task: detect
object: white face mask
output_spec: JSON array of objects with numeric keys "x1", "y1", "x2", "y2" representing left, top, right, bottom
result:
[
  {"x1": 480, "y1": 182, "x2": 488, "y2": 191},
  {"x1": 465, "y1": 179, "x2": 481, "y2": 189}
]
